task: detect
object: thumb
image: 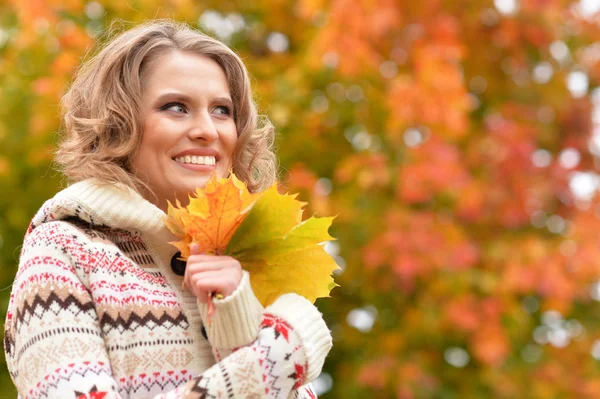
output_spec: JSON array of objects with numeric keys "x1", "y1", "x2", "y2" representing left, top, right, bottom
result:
[{"x1": 189, "y1": 242, "x2": 201, "y2": 256}]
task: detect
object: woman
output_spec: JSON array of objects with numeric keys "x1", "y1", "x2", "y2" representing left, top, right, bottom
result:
[{"x1": 4, "y1": 20, "x2": 332, "y2": 399}]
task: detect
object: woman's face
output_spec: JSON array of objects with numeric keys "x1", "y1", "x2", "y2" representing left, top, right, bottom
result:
[{"x1": 133, "y1": 50, "x2": 238, "y2": 211}]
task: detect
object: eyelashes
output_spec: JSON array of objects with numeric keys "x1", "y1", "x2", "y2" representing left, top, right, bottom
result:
[
  {"x1": 160, "y1": 102, "x2": 187, "y2": 113},
  {"x1": 159, "y1": 102, "x2": 233, "y2": 117},
  {"x1": 214, "y1": 105, "x2": 232, "y2": 116}
]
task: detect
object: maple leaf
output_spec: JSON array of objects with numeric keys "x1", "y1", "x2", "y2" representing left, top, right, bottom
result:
[
  {"x1": 226, "y1": 183, "x2": 339, "y2": 306},
  {"x1": 166, "y1": 173, "x2": 339, "y2": 307},
  {"x1": 167, "y1": 173, "x2": 260, "y2": 258}
]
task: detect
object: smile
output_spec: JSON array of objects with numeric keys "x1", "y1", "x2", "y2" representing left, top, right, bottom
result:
[{"x1": 174, "y1": 155, "x2": 216, "y2": 166}]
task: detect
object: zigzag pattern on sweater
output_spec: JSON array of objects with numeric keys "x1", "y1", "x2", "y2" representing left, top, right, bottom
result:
[
  {"x1": 13, "y1": 290, "x2": 190, "y2": 335},
  {"x1": 99, "y1": 309, "x2": 190, "y2": 334},
  {"x1": 14, "y1": 291, "x2": 97, "y2": 329}
]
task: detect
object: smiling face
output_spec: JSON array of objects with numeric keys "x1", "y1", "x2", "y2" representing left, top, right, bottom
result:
[{"x1": 132, "y1": 50, "x2": 238, "y2": 212}]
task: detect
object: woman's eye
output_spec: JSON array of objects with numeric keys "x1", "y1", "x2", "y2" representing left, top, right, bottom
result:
[
  {"x1": 161, "y1": 102, "x2": 187, "y2": 113},
  {"x1": 213, "y1": 105, "x2": 232, "y2": 116}
]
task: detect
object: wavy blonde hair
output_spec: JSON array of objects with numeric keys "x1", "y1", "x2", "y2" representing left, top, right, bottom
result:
[{"x1": 56, "y1": 19, "x2": 277, "y2": 194}]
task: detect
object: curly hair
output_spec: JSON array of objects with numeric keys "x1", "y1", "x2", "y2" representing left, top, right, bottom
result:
[{"x1": 56, "y1": 19, "x2": 277, "y2": 195}]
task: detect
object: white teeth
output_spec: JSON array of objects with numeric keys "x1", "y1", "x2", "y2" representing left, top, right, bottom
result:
[{"x1": 175, "y1": 155, "x2": 216, "y2": 165}]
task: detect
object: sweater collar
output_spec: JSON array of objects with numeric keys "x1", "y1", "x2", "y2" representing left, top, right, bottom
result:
[{"x1": 35, "y1": 179, "x2": 169, "y2": 236}]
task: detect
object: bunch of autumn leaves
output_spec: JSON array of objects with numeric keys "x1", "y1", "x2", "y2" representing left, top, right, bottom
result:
[{"x1": 165, "y1": 173, "x2": 339, "y2": 311}]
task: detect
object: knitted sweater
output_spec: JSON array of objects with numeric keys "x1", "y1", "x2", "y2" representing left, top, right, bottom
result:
[{"x1": 4, "y1": 180, "x2": 332, "y2": 399}]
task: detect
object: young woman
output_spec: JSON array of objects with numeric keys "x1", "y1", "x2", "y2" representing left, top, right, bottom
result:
[{"x1": 4, "y1": 20, "x2": 331, "y2": 399}]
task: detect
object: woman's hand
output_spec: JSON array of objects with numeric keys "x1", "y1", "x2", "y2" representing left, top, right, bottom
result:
[{"x1": 184, "y1": 243, "x2": 243, "y2": 303}]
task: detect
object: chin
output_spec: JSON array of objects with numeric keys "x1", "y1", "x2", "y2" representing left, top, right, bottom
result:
[{"x1": 185, "y1": 177, "x2": 210, "y2": 192}]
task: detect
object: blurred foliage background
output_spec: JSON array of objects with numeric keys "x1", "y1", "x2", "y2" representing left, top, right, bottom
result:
[{"x1": 2, "y1": 0, "x2": 600, "y2": 397}]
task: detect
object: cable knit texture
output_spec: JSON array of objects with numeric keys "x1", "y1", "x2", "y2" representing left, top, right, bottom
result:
[
  {"x1": 4, "y1": 179, "x2": 330, "y2": 399},
  {"x1": 198, "y1": 271, "x2": 264, "y2": 352}
]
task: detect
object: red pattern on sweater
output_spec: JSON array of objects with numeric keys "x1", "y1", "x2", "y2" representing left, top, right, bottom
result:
[{"x1": 261, "y1": 314, "x2": 293, "y2": 341}]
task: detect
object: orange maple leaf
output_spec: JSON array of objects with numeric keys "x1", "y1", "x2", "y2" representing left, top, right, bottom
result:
[{"x1": 166, "y1": 172, "x2": 260, "y2": 258}]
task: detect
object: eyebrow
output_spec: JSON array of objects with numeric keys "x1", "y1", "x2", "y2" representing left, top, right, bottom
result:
[{"x1": 154, "y1": 92, "x2": 234, "y2": 108}]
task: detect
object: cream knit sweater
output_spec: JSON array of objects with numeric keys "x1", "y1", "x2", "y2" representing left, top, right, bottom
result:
[{"x1": 4, "y1": 180, "x2": 332, "y2": 399}]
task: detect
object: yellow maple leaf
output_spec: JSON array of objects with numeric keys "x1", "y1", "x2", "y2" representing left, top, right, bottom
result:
[
  {"x1": 166, "y1": 172, "x2": 339, "y2": 306},
  {"x1": 227, "y1": 184, "x2": 339, "y2": 305}
]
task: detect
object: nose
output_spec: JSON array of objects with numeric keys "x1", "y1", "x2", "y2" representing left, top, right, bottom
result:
[{"x1": 188, "y1": 110, "x2": 218, "y2": 142}]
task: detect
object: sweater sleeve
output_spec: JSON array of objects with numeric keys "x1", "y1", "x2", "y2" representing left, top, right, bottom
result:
[
  {"x1": 197, "y1": 271, "x2": 325, "y2": 398},
  {"x1": 158, "y1": 293, "x2": 331, "y2": 399},
  {"x1": 5, "y1": 222, "x2": 332, "y2": 399},
  {"x1": 197, "y1": 270, "x2": 264, "y2": 360}
]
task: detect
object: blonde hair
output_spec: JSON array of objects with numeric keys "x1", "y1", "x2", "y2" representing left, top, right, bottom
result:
[{"x1": 56, "y1": 19, "x2": 277, "y2": 194}]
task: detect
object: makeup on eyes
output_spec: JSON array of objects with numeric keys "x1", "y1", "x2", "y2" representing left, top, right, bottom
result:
[
  {"x1": 157, "y1": 97, "x2": 233, "y2": 118},
  {"x1": 160, "y1": 102, "x2": 187, "y2": 113}
]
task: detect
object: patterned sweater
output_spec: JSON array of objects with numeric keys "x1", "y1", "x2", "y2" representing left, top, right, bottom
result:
[{"x1": 4, "y1": 180, "x2": 332, "y2": 399}]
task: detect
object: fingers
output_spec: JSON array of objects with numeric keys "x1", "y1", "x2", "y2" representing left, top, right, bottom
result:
[
  {"x1": 187, "y1": 243, "x2": 235, "y2": 267},
  {"x1": 189, "y1": 270, "x2": 241, "y2": 303},
  {"x1": 190, "y1": 242, "x2": 201, "y2": 256},
  {"x1": 182, "y1": 250, "x2": 243, "y2": 303},
  {"x1": 186, "y1": 256, "x2": 238, "y2": 274}
]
